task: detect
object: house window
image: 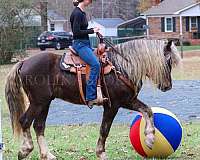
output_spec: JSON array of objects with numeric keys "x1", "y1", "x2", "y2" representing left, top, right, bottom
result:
[
  {"x1": 50, "y1": 23, "x2": 55, "y2": 31},
  {"x1": 190, "y1": 17, "x2": 197, "y2": 30},
  {"x1": 165, "y1": 18, "x2": 173, "y2": 32}
]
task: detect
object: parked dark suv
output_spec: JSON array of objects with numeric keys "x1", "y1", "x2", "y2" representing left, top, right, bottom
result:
[{"x1": 37, "y1": 31, "x2": 73, "y2": 51}]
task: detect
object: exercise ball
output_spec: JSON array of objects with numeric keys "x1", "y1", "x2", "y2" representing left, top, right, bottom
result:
[{"x1": 129, "y1": 107, "x2": 182, "y2": 158}]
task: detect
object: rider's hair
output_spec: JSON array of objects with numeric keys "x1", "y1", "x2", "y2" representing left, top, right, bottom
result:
[{"x1": 73, "y1": 0, "x2": 84, "y2": 6}]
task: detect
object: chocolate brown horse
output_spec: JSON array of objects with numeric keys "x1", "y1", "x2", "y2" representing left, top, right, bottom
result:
[{"x1": 5, "y1": 39, "x2": 181, "y2": 160}]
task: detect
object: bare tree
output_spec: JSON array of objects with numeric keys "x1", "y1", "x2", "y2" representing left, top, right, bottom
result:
[
  {"x1": 40, "y1": 1, "x2": 48, "y2": 31},
  {"x1": 46, "y1": 0, "x2": 139, "y2": 31},
  {"x1": 89, "y1": 0, "x2": 138, "y2": 20},
  {"x1": 137, "y1": 0, "x2": 152, "y2": 13}
]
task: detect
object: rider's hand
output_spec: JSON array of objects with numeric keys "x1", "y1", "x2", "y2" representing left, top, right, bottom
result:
[{"x1": 93, "y1": 27, "x2": 100, "y2": 33}]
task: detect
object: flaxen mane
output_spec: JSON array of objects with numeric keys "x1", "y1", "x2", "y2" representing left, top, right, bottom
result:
[{"x1": 111, "y1": 39, "x2": 181, "y2": 86}]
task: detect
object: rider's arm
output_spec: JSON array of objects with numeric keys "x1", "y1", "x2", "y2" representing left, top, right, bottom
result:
[{"x1": 72, "y1": 14, "x2": 94, "y2": 36}]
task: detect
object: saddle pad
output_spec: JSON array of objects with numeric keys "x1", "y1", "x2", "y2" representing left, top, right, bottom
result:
[
  {"x1": 60, "y1": 53, "x2": 113, "y2": 75},
  {"x1": 66, "y1": 52, "x2": 86, "y2": 65}
]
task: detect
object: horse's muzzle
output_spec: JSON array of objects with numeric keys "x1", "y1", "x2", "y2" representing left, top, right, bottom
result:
[
  {"x1": 158, "y1": 84, "x2": 172, "y2": 92},
  {"x1": 161, "y1": 86, "x2": 172, "y2": 92}
]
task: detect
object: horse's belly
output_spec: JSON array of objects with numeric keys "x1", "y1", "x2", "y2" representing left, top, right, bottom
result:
[{"x1": 53, "y1": 73, "x2": 86, "y2": 105}]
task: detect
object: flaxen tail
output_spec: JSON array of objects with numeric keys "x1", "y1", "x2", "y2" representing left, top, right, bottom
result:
[{"x1": 5, "y1": 61, "x2": 29, "y2": 138}]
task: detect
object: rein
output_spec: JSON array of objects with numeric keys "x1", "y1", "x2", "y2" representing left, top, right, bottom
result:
[
  {"x1": 96, "y1": 32, "x2": 117, "y2": 52},
  {"x1": 96, "y1": 33, "x2": 129, "y2": 62},
  {"x1": 96, "y1": 33, "x2": 136, "y2": 101}
]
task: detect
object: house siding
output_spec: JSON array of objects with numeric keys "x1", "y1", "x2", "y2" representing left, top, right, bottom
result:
[
  {"x1": 148, "y1": 17, "x2": 200, "y2": 45},
  {"x1": 88, "y1": 21, "x2": 120, "y2": 37},
  {"x1": 148, "y1": 17, "x2": 180, "y2": 38}
]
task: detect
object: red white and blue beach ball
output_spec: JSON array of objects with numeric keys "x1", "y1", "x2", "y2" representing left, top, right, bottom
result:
[{"x1": 130, "y1": 107, "x2": 182, "y2": 158}]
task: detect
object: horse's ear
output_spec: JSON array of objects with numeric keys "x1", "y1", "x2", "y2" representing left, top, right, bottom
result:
[{"x1": 166, "y1": 40, "x2": 173, "y2": 52}]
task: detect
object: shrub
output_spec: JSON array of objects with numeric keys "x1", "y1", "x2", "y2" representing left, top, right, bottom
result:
[
  {"x1": 0, "y1": 0, "x2": 33, "y2": 64},
  {"x1": 182, "y1": 41, "x2": 191, "y2": 46}
]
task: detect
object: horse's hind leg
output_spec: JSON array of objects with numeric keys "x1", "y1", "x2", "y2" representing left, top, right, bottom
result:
[
  {"x1": 18, "y1": 104, "x2": 37, "y2": 160},
  {"x1": 33, "y1": 102, "x2": 56, "y2": 160},
  {"x1": 18, "y1": 128, "x2": 34, "y2": 160},
  {"x1": 96, "y1": 106, "x2": 118, "y2": 160},
  {"x1": 130, "y1": 99, "x2": 155, "y2": 149}
]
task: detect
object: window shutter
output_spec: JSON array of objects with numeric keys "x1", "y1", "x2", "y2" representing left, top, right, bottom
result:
[
  {"x1": 161, "y1": 17, "x2": 165, "y2": 32},
  {"x1": 197, "y1": 17, "x2": 200, "y2": 33},
  {"x1": 185, "y1": 17, "x2": 190, "y2": 32},
  {"x1": 173, "y1": 17, "x2": 176, "y2": 32}
]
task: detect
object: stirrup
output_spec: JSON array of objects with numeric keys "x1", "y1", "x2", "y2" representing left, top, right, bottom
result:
[
  {"x1": 87, "y1": 98, "x2": 108, "y2": 109},
  {"x1": 96, "y1": 97, "x2": 108, "y2": 105}
]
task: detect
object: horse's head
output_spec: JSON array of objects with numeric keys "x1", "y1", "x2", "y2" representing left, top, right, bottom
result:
[
  {"x1": 113, "y1": 39, "x2": 181, "y2": 92},
  {"x1": 157, "y1": 40, "x2": 181, "y2": 92}
]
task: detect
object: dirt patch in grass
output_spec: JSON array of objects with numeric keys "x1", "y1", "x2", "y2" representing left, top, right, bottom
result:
[
  {"x1": 173, "y1": 57, "x2": 200, "y2": 80},
  {"x1": 182, "y1": 50, "x2": 200, "y2": 58}
]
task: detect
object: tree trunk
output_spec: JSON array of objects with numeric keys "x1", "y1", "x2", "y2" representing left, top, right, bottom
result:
[{"x1": 40, "y1": 1, "x2": 48, "y2": 32}]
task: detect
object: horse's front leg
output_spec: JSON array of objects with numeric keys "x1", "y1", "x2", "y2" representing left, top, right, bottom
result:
[
  {"x1": 130, "y1": 99, "x2": 155, "y2": 149},
  {"x1": 96, "y1": 106, "x2": 118, "y2": 160}
]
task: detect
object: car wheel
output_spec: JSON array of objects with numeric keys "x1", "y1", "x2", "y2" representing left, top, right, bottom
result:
[
  {"x1": 40, "y1": 47, "x2": 46, "y2": 51},
  {"x1": 55, "y1": 42, "x2": 61, "y2": 50}
]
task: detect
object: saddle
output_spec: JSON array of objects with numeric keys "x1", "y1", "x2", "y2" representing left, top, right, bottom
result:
[{"x1": 60, "y1": 43, "x2": 113, "y2": 106}]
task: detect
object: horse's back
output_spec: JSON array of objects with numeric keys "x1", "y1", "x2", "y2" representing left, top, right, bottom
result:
[{"x1": 20, "y1": 52, "x2": 60, "y2": 76}]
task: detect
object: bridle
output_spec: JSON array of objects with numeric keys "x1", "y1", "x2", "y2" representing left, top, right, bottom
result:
[
  {"x1": 164, "y1": 49, "x2": 173, "y2": 72},
  {"x1": 167, "y1": 56, "x2": 172, "y2": 72}
]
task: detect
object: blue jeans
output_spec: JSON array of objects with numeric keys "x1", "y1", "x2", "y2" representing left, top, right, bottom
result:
[{"x1": 72, "y1": 40, "x2": 100, "y2": 101}]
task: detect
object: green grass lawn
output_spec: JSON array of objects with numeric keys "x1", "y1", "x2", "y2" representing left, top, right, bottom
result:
[
  {"x1": 172, "y1": 57, "x2": 200, "y2": 80},
  {"x1": 3, "y1": 121, "x2": 200, "y2": 160},
  {"x1": 178, "y1": 45, "x2": 200, "y2": 51}
]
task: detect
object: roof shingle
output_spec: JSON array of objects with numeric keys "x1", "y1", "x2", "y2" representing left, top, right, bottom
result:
[
  {"x1": 90, "y1": 18, "x2": 124, "y2": 28},
  {"x1": 48, "y1": 10, "x2": 66, "y2": 21},
  {"x1": 143, "y1": 0, "x2": 198, "y2": 15}
]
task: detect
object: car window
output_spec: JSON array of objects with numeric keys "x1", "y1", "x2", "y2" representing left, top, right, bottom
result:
[
  {"x1": 53, "y1": 32, "x2": 71, "y2": 36},
  {"x1": 40, "y1": 31, "x2": 52, "y2": 37}
]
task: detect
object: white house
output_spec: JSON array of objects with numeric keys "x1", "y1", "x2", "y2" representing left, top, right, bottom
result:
[
  {"x1": 23, "y1": 9, "x2": 67, "y2": 32},
  {"x1": 88, "y1": 18, "x2": 124, "y2": 37},
  {"x1": 47, "y1": 10, "x2": 67, "y2": 31}
]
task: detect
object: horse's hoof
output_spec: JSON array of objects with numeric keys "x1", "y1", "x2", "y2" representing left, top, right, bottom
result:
[
  {"x1": 18, "y1": 145, "x2": 34, "y2": 160},
  {"x1": 145, "y1": 133, "x2": 155, "y2": 149},
  {"x1": 18, "y1": 151, "x2": 27, "y2": 160},
  {"x1": 40, "y1": 152, "x2": 56, "y2": 160},
  {"x1": 47, "y1": 152, "x2": 57, "y2": 160},
  {"x1": 18, "y1": 152, "x2": 24, "y2": 160},
  {"x1": 99, "y1": 152, "x2": 107, "y2": 160}
]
